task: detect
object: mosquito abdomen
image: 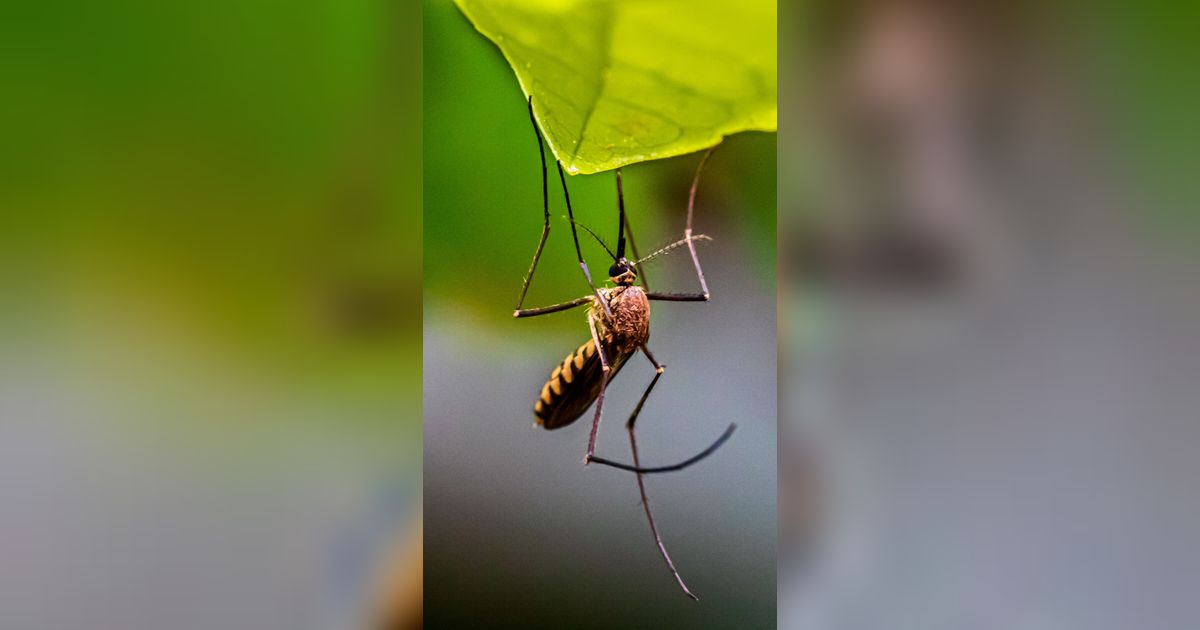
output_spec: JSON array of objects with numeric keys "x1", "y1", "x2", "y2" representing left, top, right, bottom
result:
[
  {"x1": 534, "y1": 337, "x2": 595, "y2": 426},
  {"x1": 534, "y1": 337, "x2": 630, "y2": 429}
]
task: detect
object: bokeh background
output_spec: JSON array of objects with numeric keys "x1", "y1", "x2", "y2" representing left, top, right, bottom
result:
[
  {"x1": 1, "y1": 2, "x2": 422, "y2": 628},
  {"x1": 423, "y1": 1, "x2": 776, "y2": 627},
  {"x1": 781, "y1": 2, "x2": 1200, "y2": 629},
  {"x1": 13, "y1": 2, "x2": 1199, "y2": 628}
]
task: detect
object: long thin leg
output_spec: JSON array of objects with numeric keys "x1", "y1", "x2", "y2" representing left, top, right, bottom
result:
[
  {"x1": 627, "y1": 346, "x2": 663, "y2": 431},
  {"x1": 559, "y1": 161, "x2": 612, "y2": 317},
  {"x1": 622, "y1": 348, "x2": 697, "y2": 600},
  {"x1": 645, "y1": 147, "x2": 716, "y2": 302},
  {"x1": 625, "y1": 215, "x2": 647, "y2": 290},
  {"x1": 616, "y1": 169, "x2": 649, "y2": 290},
  {"x1": 514, "y1": 96, "x2": 552, "y2": 312},
  {"x1": 583, "y1": 312, "x2": 610, "y2": 464},
  {"x1": 684, "y1": 147, "x2": 714, "y2": 298},
  {"x1": 585, "y1": 340, "x2": 734, "y2": 476},
  {"x1": 615, "y1": 169, "x2": 627, "y2": 259},
  {"x1": 588, "y1": 424, "x2": 736, "y2": 473},
  {"x1": 514, "y1": 97, "x2": 610, "y2": 317},
  {"x1": 646, "y1": 292, "x2": 710, "y2": 302},
  {"x1": 514, "y1": 295, "x2": 593, "y2": 319}
]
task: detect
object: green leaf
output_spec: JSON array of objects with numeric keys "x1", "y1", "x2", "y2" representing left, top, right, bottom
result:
[{"x1": 453, "y1": 0, "x2": 776, "y2": 174}]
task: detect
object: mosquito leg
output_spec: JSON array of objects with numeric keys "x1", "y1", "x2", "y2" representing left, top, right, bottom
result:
[
  {"x1": 625, "y1": 215, "x2": 647, "y2": 290},
  {"x1": 646, "y1": 291, "x2": 709, "y2": 302},
  {"x1": 514, "y1": 295, "x2": 593, "y2": 319},
  {"x1": 641, "y1": 149, "x2": 717, "y2": 302},
  {"x1": 618, "y1": 347, "x2": 697, "y2": 600},
  {"x1": 586, "y1": 344, "x2": 734, "y2": 476},
  {"x1": 683, "y1": 147, "x2": 715, "y2": 300},
  {"x1": 514, "y1": 96, "x2": 552, "y2": 313},
  {"x1": 626, "y1": 345, "x2": 663, "y2": 433},
  {"x1": 616, "y1": 169, "x2": 649, "y2": 290},
  {"x1": 588, "y1": 423, "x2": 736, "y2": 474},
  {"x1": 558, "y1": 161, "x2": 612, "y2": 318},
  {"x1": 583, "y1": 312, "x2": 610, "y2": 464}
]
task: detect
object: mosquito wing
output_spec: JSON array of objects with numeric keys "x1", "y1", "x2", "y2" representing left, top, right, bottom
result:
[{"x1": 534, "y1": 337, "x2": 633, "y2": 429}]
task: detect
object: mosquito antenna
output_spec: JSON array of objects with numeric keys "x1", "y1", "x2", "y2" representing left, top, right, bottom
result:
[
  {"x1": 634, "y1": 234, "x2": 712, "y2": 266},
  {"x1": 572, "y1": 219, "x2": 616, "y2": 260},
  {"x1": 615, "y1": 169, "x2": 627, "y2": 260}
]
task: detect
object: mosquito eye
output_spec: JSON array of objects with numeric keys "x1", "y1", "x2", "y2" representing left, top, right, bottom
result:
[{"x1": 608, "y1": 264, "x2": 622, "y2": 277}]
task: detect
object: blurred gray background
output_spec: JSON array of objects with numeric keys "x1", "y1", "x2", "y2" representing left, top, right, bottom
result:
[{"x1": 781, "y1": 2, "x2": 1200, "y2": 629}]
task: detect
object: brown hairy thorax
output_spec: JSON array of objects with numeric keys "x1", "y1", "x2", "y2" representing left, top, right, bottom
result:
[{"x1": 592, "y1": 285, "x2": 651, "y2": 353}]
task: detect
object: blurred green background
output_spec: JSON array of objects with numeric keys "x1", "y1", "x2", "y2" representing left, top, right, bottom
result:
[
  {"x1": 424, "y1": 1, "x2": 776, "y2": 627},
  {"x1": 0, "y1": 1, "x2": 421, "y2": 628}
]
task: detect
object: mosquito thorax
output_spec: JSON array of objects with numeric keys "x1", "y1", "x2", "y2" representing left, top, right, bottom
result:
[{"x1": 608, "y1": 258, "x2": 637, "y2": 286}]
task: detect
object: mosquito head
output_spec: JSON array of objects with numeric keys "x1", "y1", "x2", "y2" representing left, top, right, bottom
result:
[{"x1": 608, "y1": 257, "x2": 637, "y2": 286}]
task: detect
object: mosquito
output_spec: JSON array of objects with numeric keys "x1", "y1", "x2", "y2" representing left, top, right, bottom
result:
[{"x1": 513, "y1": 97, "x2": 736, "y2": 600}]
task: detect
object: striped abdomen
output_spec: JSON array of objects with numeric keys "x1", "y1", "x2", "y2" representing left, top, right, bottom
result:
[{"x1": 534, "y1": 337, "x2": 632, "y2": 429}]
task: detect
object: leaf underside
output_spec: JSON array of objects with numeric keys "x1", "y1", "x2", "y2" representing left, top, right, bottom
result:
[{"x1": 454, "y1": 0, "x2": 777, "y2": 174}]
